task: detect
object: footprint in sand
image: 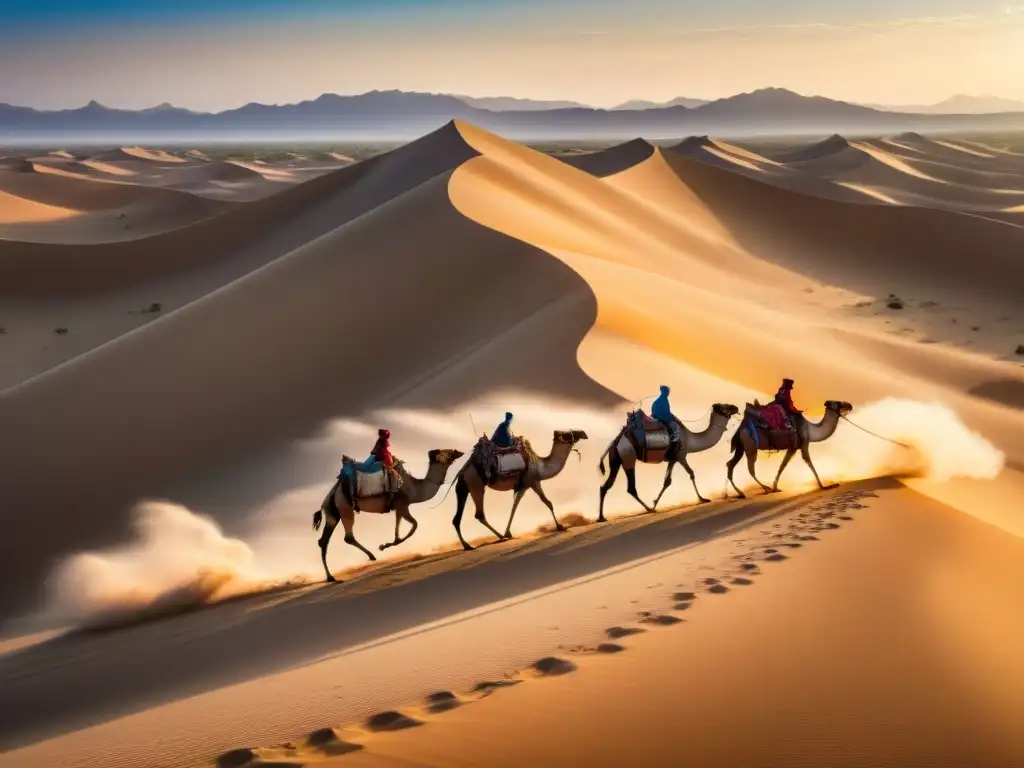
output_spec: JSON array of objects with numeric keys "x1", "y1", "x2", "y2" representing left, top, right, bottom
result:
[
  {"x1": 673, "y1": 602, "x2": 693, "y2": 611},
  {"x1": 740, "y1": 563, "x2": 759, "y2": 571},
  {"x1": 596, "y1": 643, "x2": 626, "y2": 654},
  {"x1": 365, "y1": 711, "x2": 423, "y2": 732},
  {"x1": 217, "y1": 749, "x2": 262, "y2": 768},
  {"x1": 674, "y1": 591, "x2": 697, "y2": 601},
  {"x1": 640, "y1": 613, "x2": 684, "y2": 626},
  {"x1": 424, "y1": 691, "x2": 461, "y2": 714},
  {"x1": 532, "y1": 656, "x2": 578, "y2": 676},
  {"x1": 731, "y1": 578, "x2": 754, "y2": 586},
  {"x1": 765, "y1": 553, "x2": 789, "y2": 562},
  {"x1": 472, "y1": 679, "x2": 521, "y2": 696},
  {"x1": 708, "y1": 584, "x2": 729, "y2": 594},
  {"x1": 606, "y1": 626, "x2": 647, "y2": 639},
  {"x1": 305, "y1": 729, "x2": 363, "y2": 756}
]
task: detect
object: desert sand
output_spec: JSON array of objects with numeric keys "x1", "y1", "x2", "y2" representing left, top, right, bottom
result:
[{"x1": 0, "y1": 122, "x2": 1022, "y2": 768}]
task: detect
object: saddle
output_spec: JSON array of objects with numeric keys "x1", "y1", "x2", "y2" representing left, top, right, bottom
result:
[
  {"x1": 743, "y1": 403, "x2": 797, "y2": 451},
  {"x1": 339, "y1": 455, "x2": 403, "y2": 499},
  {"x1": 626, "y1": 409, "x2": 672, "y2": 460},
  {"x1": 474, "y1": 436, "x2": 528, "y2": 478}
]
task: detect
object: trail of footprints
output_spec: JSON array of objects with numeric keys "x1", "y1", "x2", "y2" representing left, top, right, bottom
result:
[{"x1": 217, "y1": 489, "x2": 877, "y2": 767}]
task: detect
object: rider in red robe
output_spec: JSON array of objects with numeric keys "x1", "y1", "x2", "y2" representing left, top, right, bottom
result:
[
  {"x1": 772, "y1": 379, "x2": 802, "y2": 432},
  {"x1": 370, "y1": 429, "x2": 395, "y2": 468}
]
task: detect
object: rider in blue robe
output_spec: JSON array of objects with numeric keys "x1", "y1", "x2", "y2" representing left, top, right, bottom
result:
[
  {"x1": 491, "y1": 412, "x2": 515, "y2": 448},
  {"x1": 651, "y1": 385, "x2": 682, "y2": 449}
]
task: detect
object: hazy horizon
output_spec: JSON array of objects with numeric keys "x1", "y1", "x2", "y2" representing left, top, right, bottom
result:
[{"x1": 2, "y1": 1, "x2": 1021, "y2": 112}]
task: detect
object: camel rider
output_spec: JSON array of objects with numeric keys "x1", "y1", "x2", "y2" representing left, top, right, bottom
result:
[
  {"x1": 351, "y1": 428, "x2": 398, "y2": 512},
  {"x1": 651, "y1": 385, "x2": 683, "y2": 450},
  {"x1": 772, "y1": 379, "x2": 803, "y2": 434},
  {"x1": 479, "y1": 412, "x2": 515, "y2": 485},
  {"x1": 491, "y1": 412, "x2": 516, "y2": 448}
]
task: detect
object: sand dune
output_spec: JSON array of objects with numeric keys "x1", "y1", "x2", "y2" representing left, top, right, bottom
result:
[
  {"x1": 0, "y1": 190, "x2": 78, "y2": 225},
  {"x1": 1, "y1": 121, "x2": 1023, "y2": 768},
  {"x1": 0, "y1": 157, "x2": 36, "y2": 173},
  {"x1": 0, "y1": 170, "x2": 232, "y2": 244},
  {"x1": 670, "y1": 134, "x2": 782, "y2": 173},
  {"x1": 559, "y1": 138, "x2": 655, "y2": 177},
  {"x1": 23, "y1": 148, "x2": 350, "y2": 203}
]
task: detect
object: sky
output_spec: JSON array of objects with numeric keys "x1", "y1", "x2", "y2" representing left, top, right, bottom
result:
[{"x1": 1, "y1": 0, "x2": 1022, "y2": 110}]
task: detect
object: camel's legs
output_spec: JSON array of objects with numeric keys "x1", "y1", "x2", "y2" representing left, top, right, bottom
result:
[
  {"x1": 454, "y1": 469, "x2": 505, "y2": 549},
  {"x1": 679, "y1": 453, "x2": 710, "y2": 504},
  {"x1": 527, "y1": 481, "x2": 563, "y2": 535},
  {"x1": 726, "y1": 435, "x2": 746, "y2": 499},
  {"x1": 622, "y1": 453, "x2": 654, "y2": 513},
  {"x1": 801, "y1": 444, "x2": 838, "y2": 491},
  {"x1": 473, "y1": 482, "x2": 505, "y2": 543},
  {"x1": 317, "y1": 504, "x2": 339, "y2": 583},
  {"x1": 746, "y1": 444, "x2": 773, "y2": 494},
  {"x1": 380, "y1": 501, "x2": 418, "y2": 552},
  {"x1": 453, "y1": 472, "x2": 474, "y2": 550},
  {"x1": 652, "y1": 458, "x2": 675, "y2": 511},
  {"x1": 339, "y1": 505, "x2": 377, "y2": 561},
  {"x1": 597, "y1": 449, "x2": 622, "y2": 522},
  {"x1": 772, "y1": 448, "x2": 798, "y2": 492},
  {"x1": 502, "y1": 490, "x2": 527, "y2": 540}
]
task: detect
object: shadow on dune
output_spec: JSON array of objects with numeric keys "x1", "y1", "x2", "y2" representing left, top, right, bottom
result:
[{"x1": 0, "y1": 478, "x2": 900, "y2": 751}]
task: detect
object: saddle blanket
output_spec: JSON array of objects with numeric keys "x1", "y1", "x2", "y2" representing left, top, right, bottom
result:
[
  {"x1": 643, "y1": 430, "x2": 672, "y2": 451},
  {"x1": 628, "y1": 409, "x2": 671, "y2": 453},
  {"x1": 759, "y1": 404, "x2": 790, "y2": 431},
  {"x1": 353, "y1": 468, "x2": 401, "y2": 498},
  {"x1": 496, "y1": 451, "x2": 527, "y2": 475}
]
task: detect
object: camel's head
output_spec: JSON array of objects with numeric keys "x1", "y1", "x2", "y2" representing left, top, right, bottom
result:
[
  {"x1": 712, "y1": 403, "x2": 740, "y2": 419},
  {"x1": 429, "y1": 448, "x2": 466, "y2": 465},
  {"x1": 825, "y1": 400, "x2": 854, "y2": 417},
  {"x1": 554, "y1": 429, "x2": 589, "y2": 444}
]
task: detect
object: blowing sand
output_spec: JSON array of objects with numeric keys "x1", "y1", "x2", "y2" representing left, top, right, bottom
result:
[{"x1": 0, "y1": 122, "x2": 1022, "y2": 768}]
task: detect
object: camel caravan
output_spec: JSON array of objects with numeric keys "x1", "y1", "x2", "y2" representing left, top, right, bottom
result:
[{"x1": 313, "y1": 379, "x2": 852, "y2": 581}]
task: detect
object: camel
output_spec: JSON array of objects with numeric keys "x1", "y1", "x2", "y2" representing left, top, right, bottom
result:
[
  {"x1": 452, "y1": 429, "x2": 588, "y2": 549},
  {"x1": 726, "y1": 400, "x2": 853, "y2": 497},
  {"x1": 312, "y1": 448, "x2": 464, "y2": 582},
  {"x1": 597, "y1": 403, "x2": 740, "y2": 521}
]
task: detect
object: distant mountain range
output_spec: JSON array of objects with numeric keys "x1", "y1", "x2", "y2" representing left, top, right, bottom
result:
[
  {"x1": 865, "y1": 94, "x2": 1024, "y2": 115},
  {"x1": 2, "y1": 88, "x2": 1023, "y2": 143}
]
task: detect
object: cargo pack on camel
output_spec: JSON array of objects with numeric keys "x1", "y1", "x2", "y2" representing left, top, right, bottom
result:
[
  {"x1": 339, "y1": 455, "x2": 404, "y2": 502},
  {"x1": 743, "y1": 402, "x2": 799, "y2": 451},
  {"x1": 625, "y1": 408, "x2": 674, "y2": 462},
  {"x1": 472, "y1": 435, "x2": 531, "y2": 484}
]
